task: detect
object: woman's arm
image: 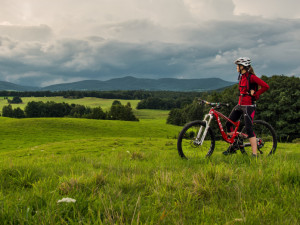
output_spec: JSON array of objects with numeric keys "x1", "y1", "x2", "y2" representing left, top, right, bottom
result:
[{"x1": 251, "y1": 75, "x2": 269, "y2": 100}]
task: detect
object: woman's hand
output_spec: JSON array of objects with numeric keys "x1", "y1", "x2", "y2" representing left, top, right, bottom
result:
[{"x1": 250, "y1": 90, "x2": 260, "y2": 100}]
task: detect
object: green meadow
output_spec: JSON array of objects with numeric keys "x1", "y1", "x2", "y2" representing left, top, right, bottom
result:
[
  {"x1": 0, "y1": 98, "x2": 299, "y2": 224},
  {"x1": 0, "y1": 96, "x2": 168, "y2": 121},
  {"x1": 0, "y1": 96, "x2": 140, "y2": 111}
]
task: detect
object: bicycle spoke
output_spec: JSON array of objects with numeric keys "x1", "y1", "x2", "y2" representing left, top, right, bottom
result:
[
  {"x1": 178, "y1": 121, "x2": 215, "y2": 159},
  {"x1": 240, "y1": 120, "x2": 277, "y2": 155}
]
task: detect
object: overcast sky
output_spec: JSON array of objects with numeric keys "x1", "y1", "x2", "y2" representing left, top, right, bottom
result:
[{"x1": 0, "y1": 0, "x2": 299, "y2": 87}]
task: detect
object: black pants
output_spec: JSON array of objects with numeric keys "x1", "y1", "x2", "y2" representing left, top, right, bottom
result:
[{"x1": 226, "y1": 105, "x2": 256, "y2": 138}]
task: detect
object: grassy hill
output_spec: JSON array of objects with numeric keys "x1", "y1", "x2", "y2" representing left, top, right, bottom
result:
[{"x1": 0, "y1": 114, "x2": 299, "y2": 224}]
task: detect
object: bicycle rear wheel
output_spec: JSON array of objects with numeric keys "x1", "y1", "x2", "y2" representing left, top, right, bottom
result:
[
  {"x1": 177, "y1": 120, "x2": 215, "y2": 159},
  {"x1": 241, "y1": 120, "x2": 277, "y2": 155}
]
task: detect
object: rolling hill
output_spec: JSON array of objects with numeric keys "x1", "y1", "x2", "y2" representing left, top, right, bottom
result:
[
  {"x1": 0, "y1": 81, "x2": 38, "y2": 91},
  {"x1": 0, "y1": 76, "x2": 235, "y2": 92}
]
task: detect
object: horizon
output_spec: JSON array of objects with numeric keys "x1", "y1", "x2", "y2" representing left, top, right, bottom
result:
[{"x1": 1, "y1": 75, "x2": 238, "y2": 88}]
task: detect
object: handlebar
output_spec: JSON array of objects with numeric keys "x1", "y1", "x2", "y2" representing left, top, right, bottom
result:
[{"x1": 198, "y1": 98, "x2": 230, "y2": 108}]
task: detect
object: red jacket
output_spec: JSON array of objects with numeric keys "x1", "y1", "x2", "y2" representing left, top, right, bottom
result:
[{"x1": 238, "y1": 72, "x2": 269, "y2": 105}]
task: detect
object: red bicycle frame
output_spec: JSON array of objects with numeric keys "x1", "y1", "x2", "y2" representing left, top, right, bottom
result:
[
  {"x1": 196, "y1": 99, "x2": 249, "y2": 146},
  {"x1": 208, "y1": 107, "x2": 240, "y2": 144}
]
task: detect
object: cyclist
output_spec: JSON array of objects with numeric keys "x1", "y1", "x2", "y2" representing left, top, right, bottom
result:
[{"x1": 223, "y1": 57, "x2": 269, "y2": 157}]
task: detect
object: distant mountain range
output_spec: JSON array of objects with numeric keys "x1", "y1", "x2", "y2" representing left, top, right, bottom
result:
[
  {"x1": 0, "y1": 76, "x2": 235, "y2": 92},
  {"x1": 0, "y1": 81, "x2": 37, "y2": 91}
]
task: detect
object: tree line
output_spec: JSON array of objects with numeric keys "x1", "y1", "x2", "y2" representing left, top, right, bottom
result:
[
  {"x1": 137, "y1": 97, "x2": 194, "y2": 110},
  {"x1": 167, "y1": 75, "x2": 300, "y2": 142},
  {"x1": 2, "y1": 100, "x2": 138, "y2": 122},
  {"x1": 0, "y1": 90, "x2": 201, "y2": 100}
]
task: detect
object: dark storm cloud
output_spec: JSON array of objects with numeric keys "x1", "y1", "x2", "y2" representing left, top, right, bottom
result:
[{"x1": 0, "y1": 17, "x2": 299, "y2": 86}]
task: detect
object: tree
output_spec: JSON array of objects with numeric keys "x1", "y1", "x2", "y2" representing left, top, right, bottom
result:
[
  {"x1": 12, "y1": 107, "x2": 25, "y2": 118},
  {"x1": 167, "y1": 101, "x2": 204, "y2": 126},
  {"x1": 44, "y1": 102, "x2": 71, "y2": 117},
  {"x1": 108, "y1": 102, "x2": 139, "y2": 121},
  {"x1": 256, "y1": 75, "x2": 300, "y2": 142},
  {"x1": 8, "y1": 96, "x2": 23, "y2": 104},
  {"x1": 87, "y1": 107, "x2": 107, "y2": 120},
  {"x1": 167, "y1": 108, "x2": 185, "y2": 126},
  {"x1": 2, "y1": 105, "x2": 13, "y2": 117},
  {"x1": 137, "y1": 96, "x2": 194, "y2": 110},
  {"x1": 70, "y1": 105, "x2": 88, "y2": 118},
  {"x1": 112, "y1": 100, "x2": 122, "y2": 106},
  {"x1": 123, "y1": 103, "x2": 139, "y2": 121},
  {"x1": 25, "y1": 101, "x2": 46, "y2": 117}
]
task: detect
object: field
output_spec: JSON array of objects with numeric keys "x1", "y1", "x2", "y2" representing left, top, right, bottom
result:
[
  {"x1": 0, "y1": 96, "x2": 168, "y2": 121},
  {"x1": 0, "y1": 97, "x2": 299, "y2": 224},
  {"x1": 0, "y1": 96, "x2": 141, "y2": 111}
]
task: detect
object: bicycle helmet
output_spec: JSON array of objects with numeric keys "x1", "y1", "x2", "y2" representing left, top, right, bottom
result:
[{"x1": 234, "y1": 57, "x2": 251, "y2": 67}]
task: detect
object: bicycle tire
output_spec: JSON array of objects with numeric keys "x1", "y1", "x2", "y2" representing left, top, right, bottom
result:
[
  {"x1": 177, "y1": 120, "x2": 215, "y2": 159},
  {"x1": 240, "y1": 120, "x2": 277, "y2": 155}
]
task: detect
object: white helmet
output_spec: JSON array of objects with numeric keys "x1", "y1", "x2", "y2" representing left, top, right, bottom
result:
[{"x1": 234, "y1": 57, "x2": 251, "y2": 67}]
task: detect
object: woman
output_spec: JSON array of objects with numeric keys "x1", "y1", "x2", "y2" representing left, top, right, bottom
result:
[{"x1": 223, "y1": 57, "x2": 269, "y2": 157}]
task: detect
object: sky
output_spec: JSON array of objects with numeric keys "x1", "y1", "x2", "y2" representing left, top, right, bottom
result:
[{"x1": 0, "y1": 0, "x2": 299, "y2": 87}]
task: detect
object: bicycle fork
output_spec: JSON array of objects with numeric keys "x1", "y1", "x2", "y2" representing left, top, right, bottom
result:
[{"x1": 196, "y1": 114, "x2": 213, "y2": 145}]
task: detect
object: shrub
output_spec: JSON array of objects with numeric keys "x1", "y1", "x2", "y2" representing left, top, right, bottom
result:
[
  {"x1": 108, "y1": 102, "x2": 139, "y2": 121},
  {"x1": 86, "y1": 107, "x2": 107, "y2": 120},
  {"x1": 8, "y1": 96, "x2": 23, "y2": 104},
  {"x1": 2, "y1": 105, "x2": 13, "y2": 117},
  {"x1": 13, "y1": 107, "x2": 25, "y2": 118}
]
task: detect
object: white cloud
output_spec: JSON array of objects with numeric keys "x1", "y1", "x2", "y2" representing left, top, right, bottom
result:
[
  {"x1": 183, "y1": 0, "x2": 235, "y2": 21},
  {"x1": 233, "y1": 0, "x2": 300, "y2": 19},
  {"x1": 0, "y1": 0, "x2": 193, "y2": 38},
  {"x1": 0, "y1": 24, "x2": 53, "y2": 42}
]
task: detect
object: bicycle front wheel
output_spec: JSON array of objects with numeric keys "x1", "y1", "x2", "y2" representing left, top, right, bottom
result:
[
  {"x1": 177, "y1": 120, "x2": 215, "y2": 159},
  {"x1": 242, "y1": 120, "x2": 277, "y2": 155}
]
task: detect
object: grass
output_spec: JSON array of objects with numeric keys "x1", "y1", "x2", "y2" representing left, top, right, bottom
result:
[
  {"x1": 0, "y1": 135, "x2": 298, "y2": 224},
  {"x1": 0, "y1": 98, "x2": 299, "y2": 224},
  {"x1": 0, "y1": 96, "x2": 140, "y2": 111},
  {"x1": 0, "y1": 96, "x2": 168, "y2": 121},
  {"x1": 0, "y1": 117, "x2": 178, "y2": 152}
]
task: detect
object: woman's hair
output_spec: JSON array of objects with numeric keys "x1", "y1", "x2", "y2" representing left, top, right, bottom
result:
[{"x1": 248, "y1": 66, "x2": 256, "y2": 75}]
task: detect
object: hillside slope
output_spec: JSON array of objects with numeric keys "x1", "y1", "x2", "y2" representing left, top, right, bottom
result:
[
  {"x1": 0, "y1": 81, "x2": 38, "y2": 91},
  {"x1": 41, "y1": 76, "x2": 235, "y2": 91},
  {"x1": 0, "y1": 76, "x2": 235, "y2": 91}
]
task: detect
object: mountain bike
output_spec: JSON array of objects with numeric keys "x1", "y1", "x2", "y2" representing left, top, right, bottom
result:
[{"x1": 177, "y1": 99, "x2": 277, "y2": 159}]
